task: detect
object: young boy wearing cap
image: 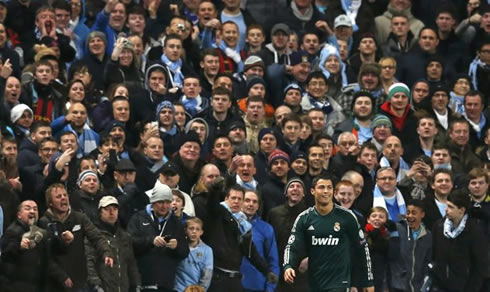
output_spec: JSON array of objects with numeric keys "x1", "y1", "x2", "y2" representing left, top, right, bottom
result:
[{"x1": 86, "y1": 196, "x2": 141, "y2": 292}]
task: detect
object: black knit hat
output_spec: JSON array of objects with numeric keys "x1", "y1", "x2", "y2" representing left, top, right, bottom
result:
[{"x1": 178, "y1": 131, "x2": 201, "y2": 149}]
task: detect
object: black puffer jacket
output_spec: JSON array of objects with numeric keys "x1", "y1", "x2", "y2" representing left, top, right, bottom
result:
[{"x1": 127, "y1": 206, "x2": 189, "y2": 289}]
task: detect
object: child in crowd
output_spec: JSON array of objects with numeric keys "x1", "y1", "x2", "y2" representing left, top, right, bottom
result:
[
  {"x1": 172, "y1": 190, "x2": 190, "y2": 224},
  {"x1": 365, "y1": 206, "x2": 391, "y2": 292},
  {"x1": 174, "y1": 217, "x2": 213, "y2": 292}
]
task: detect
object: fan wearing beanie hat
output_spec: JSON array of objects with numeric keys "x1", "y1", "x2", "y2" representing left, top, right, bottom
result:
[
  {"x1": 283, "y1": 83, "x2": 303, "y2": 113},
  {"x1": 243, "y1": 55, "x2": 265, "y2": 73},
  {"x1": 10, "y1": 104, "x2": 34, "y2": 132},
  {"x1": 77, "y1": 170, "x2": 100, "y2": 194},
  {"x1": 284, "y1": 177, "x2": 305, "y2": 197},
  {"x1": 380, "y1": 82, "x2": 418, "y2": 145},
  {"x1": 370, "y1": 114, "x2": 393, "y2": 152},
  {"x1": 127, "y1": 179, "x2": 189, "y2": 288},
  {"x1": 175, "y1": 131, "x2": 206, "y2": 193},
  {"x1": 149, "y1": 181, "x2": 173, "y2": 204},
  {"x1": 371, "y1": 114, "x2": 392, "y2": 130},
  {"x1": 237, "y1": 76, "x2": 275, "y2": 118},
  {"x1": 387, "y1": 82, "x2": 410, "y2": 101},
  {"x1": 263, "y1": 149, "x2": 291, "y2": 215},
  {"x1": 76, "y1": 170, "x2": 101, "y2": 220}
]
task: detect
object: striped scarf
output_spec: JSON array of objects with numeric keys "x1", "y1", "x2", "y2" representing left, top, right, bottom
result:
[{"x1": 373, "y1": 185, "x2": 407, "y2": 221}]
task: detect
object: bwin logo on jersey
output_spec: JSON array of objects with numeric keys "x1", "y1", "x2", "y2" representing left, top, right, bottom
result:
[{"x1": 311, "y1": 235, "x2": 339, "y2": 246}]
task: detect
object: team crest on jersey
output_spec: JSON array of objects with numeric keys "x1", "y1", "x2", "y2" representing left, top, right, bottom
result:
[
  {"x1": 196, "y1": 252, "x2": 203, "y2": 258},
  {"x1": 333, "y1": 222, "x2": 341, "y2": 232}
]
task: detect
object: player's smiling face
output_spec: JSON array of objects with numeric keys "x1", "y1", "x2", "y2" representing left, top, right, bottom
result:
[{"x1": 311, "y1": 178, "x2": 334, "y2": 206}]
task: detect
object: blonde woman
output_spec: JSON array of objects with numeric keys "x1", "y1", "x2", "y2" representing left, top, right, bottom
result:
[{"x1": 379, "y1": 57, "x2": 397, "y2": 94}]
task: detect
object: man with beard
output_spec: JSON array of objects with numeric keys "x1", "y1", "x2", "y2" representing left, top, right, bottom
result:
[
  {"x1": 268, "y1": 178, "x2": 309, "y2": 292},
  {"x1": 227, "y1": 120, "x2": 248, "y2": 154},
  {"x1": 258, "y1": 23, "x2": 292, "y2": 67},
  {"x1": 334, "y1": 91, "x2": 375, "y2": 145},
  {"x1": 262, "y1": 149, "x2": 290, "y2": 217}
]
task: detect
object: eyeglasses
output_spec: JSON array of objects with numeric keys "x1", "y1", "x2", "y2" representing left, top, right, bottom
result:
[{"x1": 71, "y1": 2, "x2": 81, "y2": 7}]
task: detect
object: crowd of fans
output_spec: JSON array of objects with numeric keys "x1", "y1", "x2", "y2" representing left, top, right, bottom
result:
[{"x1": 0, "y1": 0, "x2": 489, "y2": 291}]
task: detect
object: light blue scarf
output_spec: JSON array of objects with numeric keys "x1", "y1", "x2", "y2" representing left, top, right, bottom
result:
[
  {"x1": 218, "y1": 40, "x2": 244, "y2": 72},
  {"x1": 449, "y1": 91, "x2": 465, "y2": 115},
  {"x1": 220, "y1": 201, "x2": 252, "y2": 237},
  {"x1": 468, "y1": 57, "x2": 490, "y2": 91},
  {"x1": 379, "y1": 156, "x2": 410, "y2": 182},
  {"x1": 372, "y1": 185, "x2": 407, "y2": 221},
  {"x1": 161, "y1": 54, "x2": 184, "y2": 87},
  {"x1": 443, "y1": 214, "x2": 468, "y2": 239},
  {"x1": 464, "y1": 112, "x2": 486, "y2": 139},
  {"x1": 64, "y1": 123, "x2": 99, "y2": 157},
  {"x1": 340, "y1": 0, "x2": 360, "y2": 31}
]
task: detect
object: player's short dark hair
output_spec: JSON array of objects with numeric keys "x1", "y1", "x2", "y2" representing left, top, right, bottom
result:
[{"x1": 311, "y1": 174, "x2": 336, "y2": 189}]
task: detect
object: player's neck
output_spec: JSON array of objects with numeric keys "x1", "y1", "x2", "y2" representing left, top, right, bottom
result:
[{"x1": 315, "y1": 202, "x2": 333, "y2": 215}]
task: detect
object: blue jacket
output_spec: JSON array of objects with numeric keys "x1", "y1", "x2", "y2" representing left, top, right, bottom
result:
[
  {"x1": 91, "y1": 9, "x2": 118, "y2": 55},
  {"x1": 174, "y1": 240, "x2": 213, "y2": 292},
  {"x1": 240, "y1": 216, "x2": 279, "y2": 292},
  {"x1": 73, "y1": 0, "x2": 90, "y2": 59}
]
